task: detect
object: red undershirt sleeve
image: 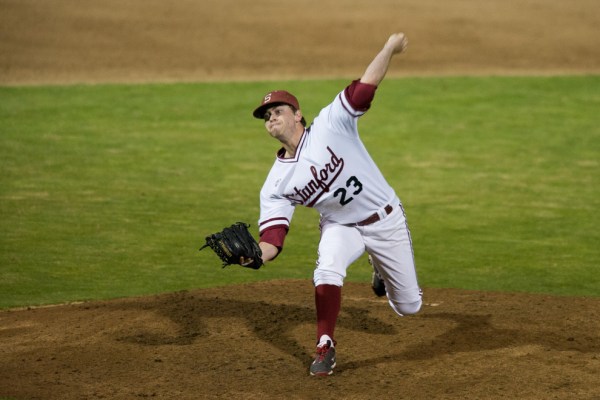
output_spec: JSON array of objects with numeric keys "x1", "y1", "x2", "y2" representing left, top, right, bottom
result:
[
  {"x1": 259, "y1": 225, "x2": 288, "y2": 257},
  {"x1": 344, "y1": 79, "x2": 378, "y2": 112}
]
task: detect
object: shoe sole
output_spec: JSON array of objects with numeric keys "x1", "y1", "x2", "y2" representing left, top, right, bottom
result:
[{"x1": 309, "y1": 361, "x2": 336, "y2": 376}]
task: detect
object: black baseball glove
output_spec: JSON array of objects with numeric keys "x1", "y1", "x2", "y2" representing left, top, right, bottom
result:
[{"x1": 199, "y1": 222, "x2": 263, "y2": 269}]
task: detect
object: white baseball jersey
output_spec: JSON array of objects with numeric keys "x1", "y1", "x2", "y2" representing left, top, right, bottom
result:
[{"x1": 259, "y1": 88, "x2": 398, "y2": 232}]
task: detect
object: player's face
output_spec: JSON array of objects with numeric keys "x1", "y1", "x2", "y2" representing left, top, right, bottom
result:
[{"x1": 264, "y1": 105, "x2": 298, "y2": 139}]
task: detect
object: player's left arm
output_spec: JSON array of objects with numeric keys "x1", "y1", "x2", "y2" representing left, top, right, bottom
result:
[
  {"x1": 259, "y1": 241, "x2": 280, "y2": 262},
  {"x1": 239, "y1": 230, "x2": 284, "y2": 266},
  {"x1": 240, "y1": 241, "x2": 279, "y2": 266},
  {"x1": 360, "y1": 32, "x2": 408, "y2": 86}
]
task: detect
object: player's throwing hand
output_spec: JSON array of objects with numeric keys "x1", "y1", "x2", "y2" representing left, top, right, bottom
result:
[{"x1": 386, "y1": 32, "x2": 408, "y2": 55}]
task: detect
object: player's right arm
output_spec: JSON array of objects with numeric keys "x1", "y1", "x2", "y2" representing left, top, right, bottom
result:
[
  {"x1": 360, "y1": 33, "x2": 408, "y2": 86},
  {"x1": 326, "y1": 33, "x2": 408, "y2": 132}
]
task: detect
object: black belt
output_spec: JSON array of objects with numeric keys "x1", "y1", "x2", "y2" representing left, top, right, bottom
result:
[{"x1": 350, "y1": 204, "x2": 393, "y2": 227}]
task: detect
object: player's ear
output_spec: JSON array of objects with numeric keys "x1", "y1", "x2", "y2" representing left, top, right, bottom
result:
[{"x1": 294, "y1": 109, "x2": 303, "y2": 123}]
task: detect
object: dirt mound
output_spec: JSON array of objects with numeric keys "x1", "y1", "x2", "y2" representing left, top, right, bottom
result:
[{"x1": 1, "y1": 281, "x2": 599, "y2": 399}]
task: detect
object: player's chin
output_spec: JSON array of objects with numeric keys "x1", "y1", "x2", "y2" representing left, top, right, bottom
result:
[{"x1": 268, "y1": 128, "x2": 283, "y2": 138}]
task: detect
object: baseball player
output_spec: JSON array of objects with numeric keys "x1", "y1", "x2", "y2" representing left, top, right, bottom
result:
[{"x1": 251, "y1": 32, "x2": 422, "y2": 376}]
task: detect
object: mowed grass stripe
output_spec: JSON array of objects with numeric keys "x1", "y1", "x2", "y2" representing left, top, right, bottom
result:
[{"x1": 1, "y1": 76, "x2": 598, "y2": 308}]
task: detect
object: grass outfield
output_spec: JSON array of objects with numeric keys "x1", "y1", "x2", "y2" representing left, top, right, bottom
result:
[{"x1": 1, "y1": 76, "x2": 599, "y2": 309}]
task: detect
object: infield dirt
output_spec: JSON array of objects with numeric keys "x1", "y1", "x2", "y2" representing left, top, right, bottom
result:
[{"x1": 1, "y1": 1, "x2": 599, "y2": 399}]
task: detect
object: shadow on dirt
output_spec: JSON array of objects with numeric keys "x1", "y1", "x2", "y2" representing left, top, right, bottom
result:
[
  {"x1": 111, "y1": 292, "x2": 600, "y2": 369},
  {"x1": 341, "y1": 311, "x2": 600, "y2": 371},
  {"x1": 113, "y1": 291, "x2": 397, "y2": 362},
  {"x1": 401, "y1": 312, "x2": 599, "y2": 358}
]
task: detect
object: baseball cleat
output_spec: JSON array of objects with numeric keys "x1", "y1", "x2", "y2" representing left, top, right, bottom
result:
[
  {"x1": 309, "y1": 340, "x2": 336, "y2": 376},
  {"x1": 372, "y1": 271, "x2": 386, "y2": 297},
  {"x1": 369, "y1": 255, "x2": 386, "y2": 297}
]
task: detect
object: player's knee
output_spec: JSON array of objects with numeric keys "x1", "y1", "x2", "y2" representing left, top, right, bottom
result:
[{"x1": 389, "y1": 298, "x2": 422, "y2": 317}]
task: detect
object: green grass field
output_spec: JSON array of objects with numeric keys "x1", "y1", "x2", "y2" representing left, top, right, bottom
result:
[{"x1": 1, "y1": 76, "x2": 599, "y2": 309}]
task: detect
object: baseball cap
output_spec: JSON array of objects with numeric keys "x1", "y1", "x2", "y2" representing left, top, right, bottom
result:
[{"x1": 253, "y1": 90, "x2": 300, "y2": 119}]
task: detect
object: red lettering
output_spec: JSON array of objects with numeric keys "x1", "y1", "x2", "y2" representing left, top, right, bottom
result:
[{"x1": 283, "y1": 146, "x2": 345, "y2": 206}]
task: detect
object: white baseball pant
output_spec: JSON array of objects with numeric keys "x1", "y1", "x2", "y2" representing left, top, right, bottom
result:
[{"x1": 313, "y1": 203, "x2": 422, "y2": 316}]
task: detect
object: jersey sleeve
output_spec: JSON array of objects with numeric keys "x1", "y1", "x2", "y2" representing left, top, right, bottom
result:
[
  {"x1": 258, "y1": 194, "x2": 293, "y2": 254},
  {"x1": 319, "y1": 80, "x2": 378, "y2": 139},
  {"x1": 258, "y1": 187, "x2": 295, "y2": 236}
]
